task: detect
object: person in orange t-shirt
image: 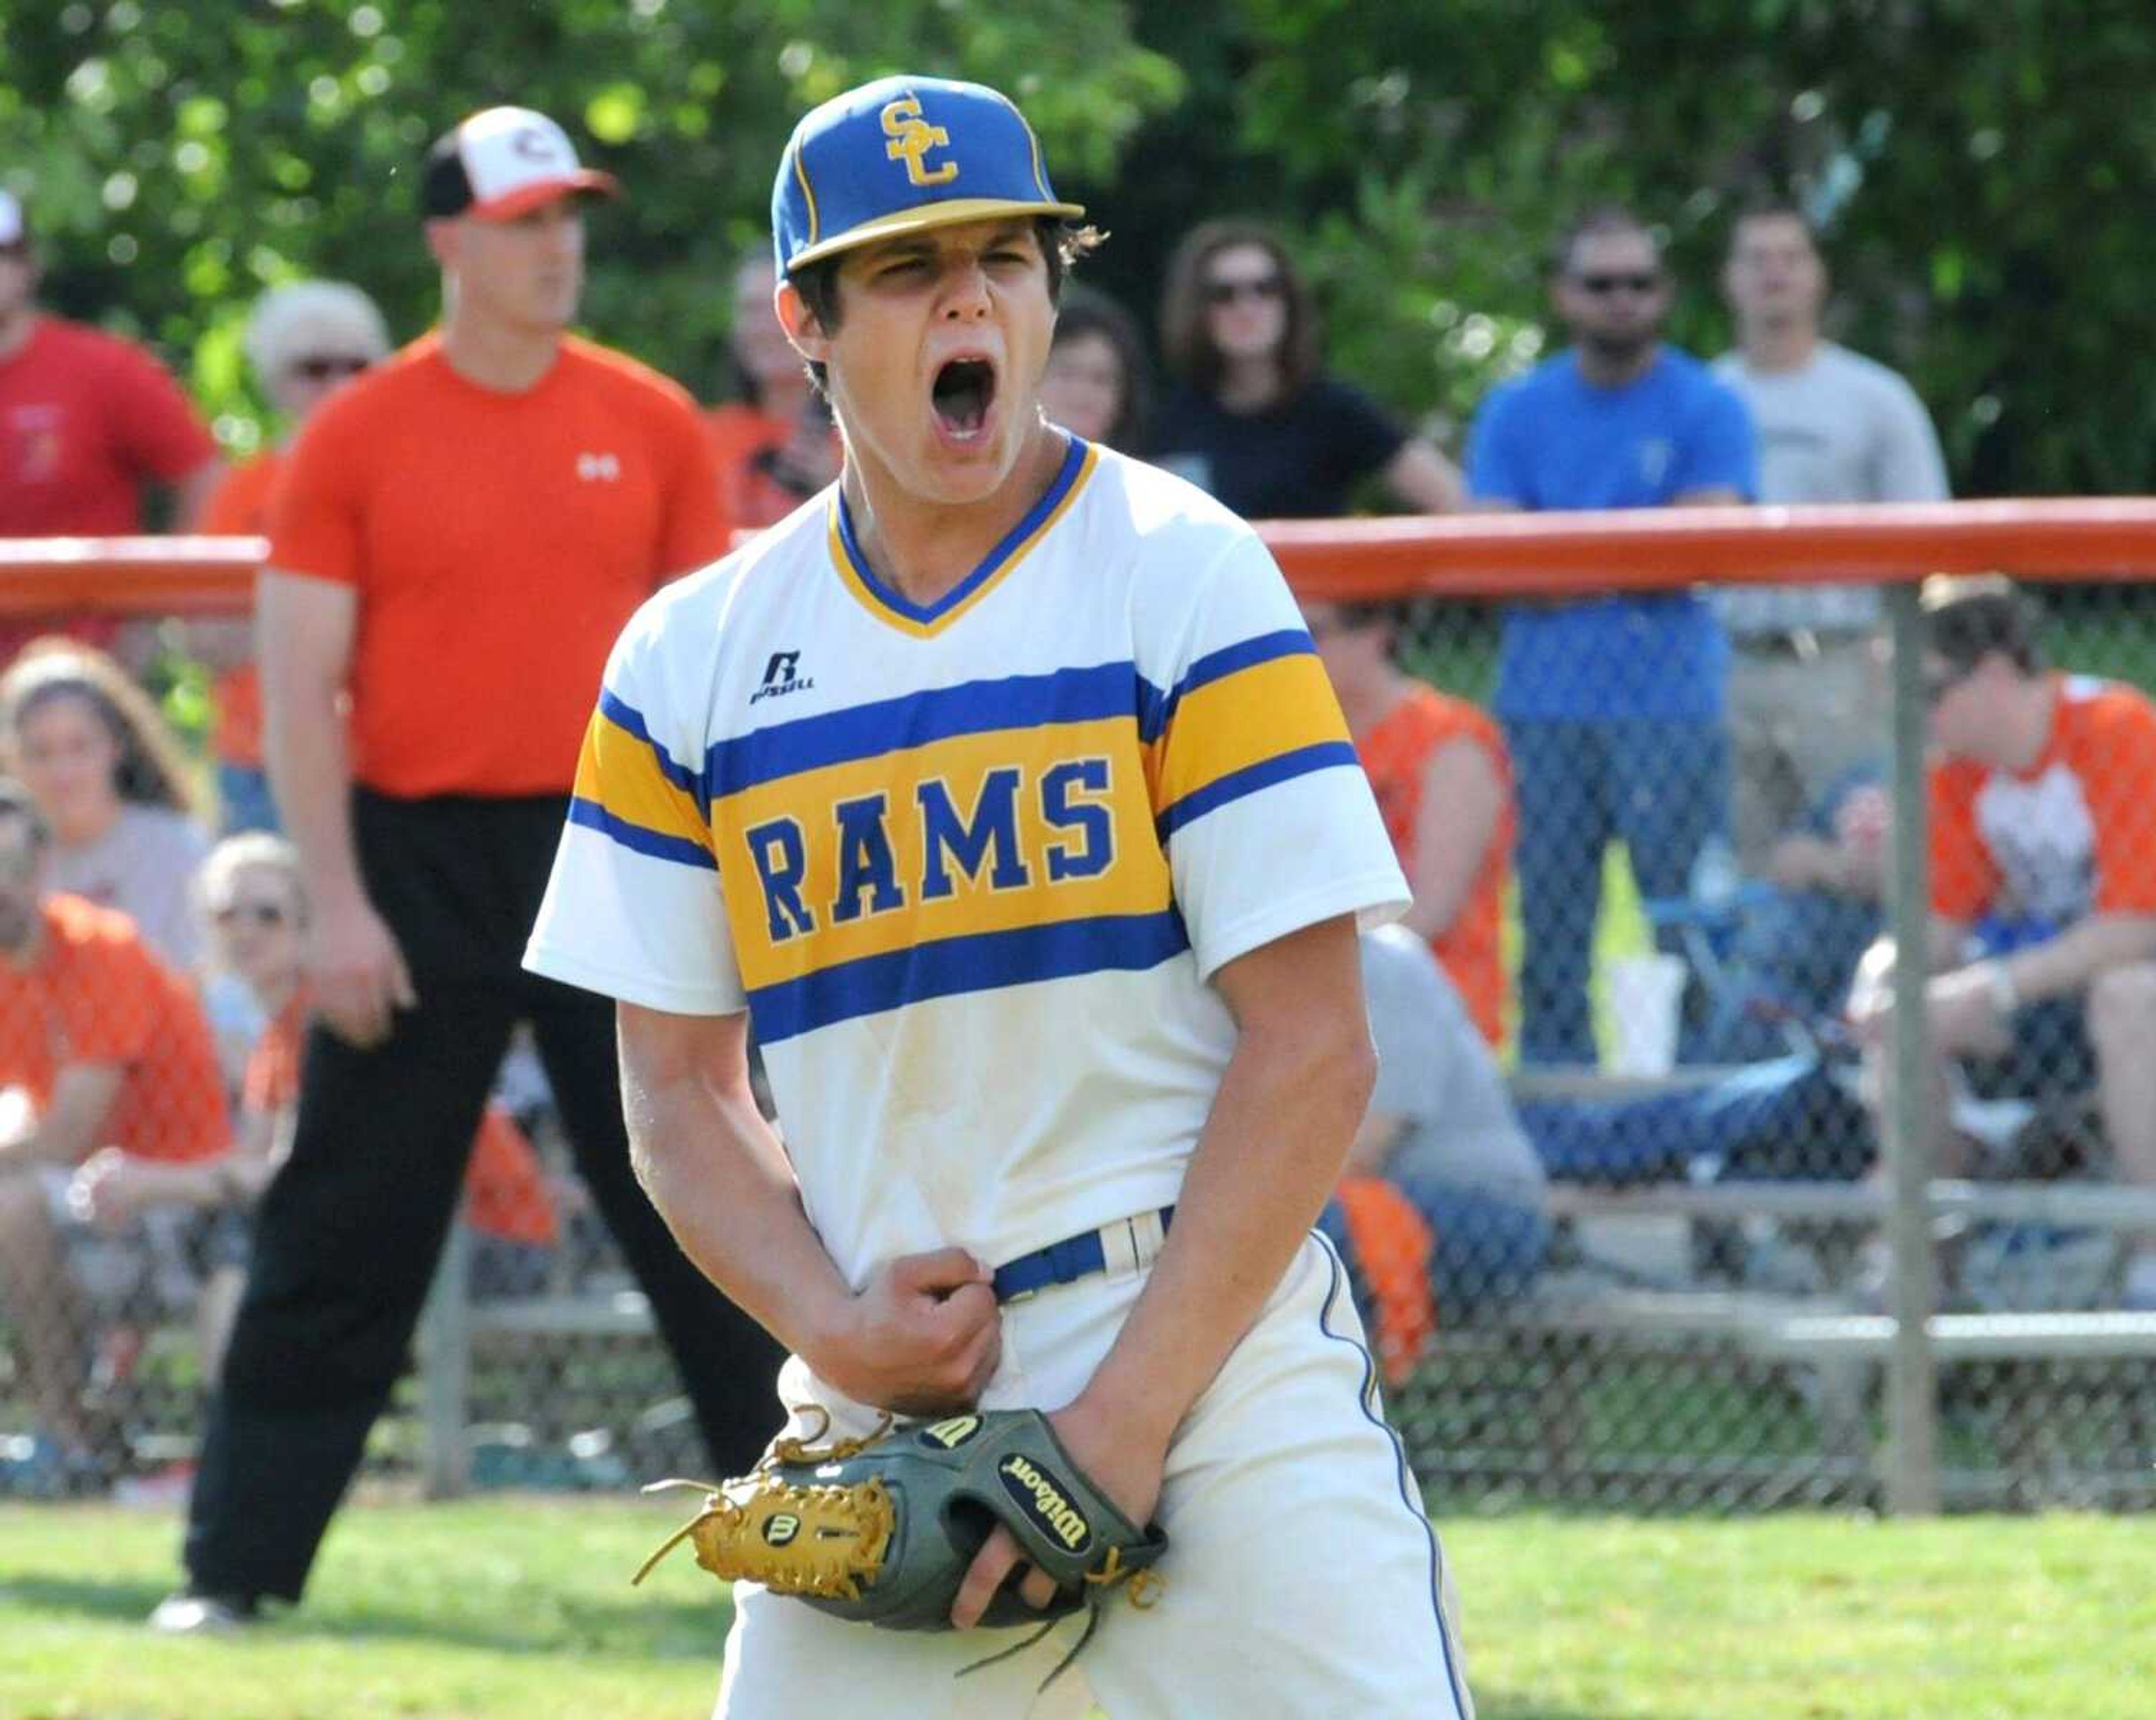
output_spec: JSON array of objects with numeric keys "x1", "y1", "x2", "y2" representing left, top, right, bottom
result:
[
  {"x1": 1303, "y1": 596, "x2": 1515, "y2": 1046},
  {"x1": 1847, "y1": 577, "x2": 2156, "y2": 1308},
  {"x1": 0, "y1": 784, "x2": 230, "y2": 1483},
  {"x1": 156, "y1": 106, "x2": 784, "y2": 1634},
  {"x1": 705, "y1": 254, "x2": 842, "y2": 539},
  {"x1": 193, "y1": 282, "x2": 391, "y2": 834}
]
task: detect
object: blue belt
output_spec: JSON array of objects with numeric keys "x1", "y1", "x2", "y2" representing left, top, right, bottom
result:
[{"x1": 992, "y1": 1206, "x2": 1176, "y2": 1304}]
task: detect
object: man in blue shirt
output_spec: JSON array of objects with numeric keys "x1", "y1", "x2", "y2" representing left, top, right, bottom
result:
[{"x1": 1467, "y1": 207, "x2": 1758, "y2": 1065}]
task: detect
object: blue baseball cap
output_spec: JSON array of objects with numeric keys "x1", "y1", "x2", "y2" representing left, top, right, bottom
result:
[{"x1": 773, "y1": 75, "x2": 1084, "y2": 278}]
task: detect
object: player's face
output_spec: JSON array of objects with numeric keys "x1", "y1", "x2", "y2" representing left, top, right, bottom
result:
[
  {"x1": 1921, "y1": 649, "x2": 1992, "y2": 756},
  {"x1": 1724, "y1": 215, "x2": 1825, "y2": 330},
  {"x1": 1040, "y1": 330, "x2": 1125, "y2": 445},
  {"x1": 442, "y1": 198, "x2": 585, "y2": 336},
  {"x1": 1554, "y1": 230, "x2": 1669, "y2": 361},
  {"x1": 791, "y1": 218, "x2": 1058, "y2": 509},
  {"x1": 1200, "y1": 243, "x2": 1290, "y2": 366},
  {"x1": 11, "y1": 692, "x2": 122, "y2": 841},
  {"x1": 205, "y1": 862, "x2": 304, "y2": 994}
]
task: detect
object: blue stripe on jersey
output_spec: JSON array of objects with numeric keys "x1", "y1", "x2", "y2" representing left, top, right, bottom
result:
[
  {"x1": 567, "y1": 796, "x2": 719, "y2": 871},
  {"x1": 599, "y1": 689, "x2": 710, "y2": 815},
  {"x1": 835, "y1": 435, "x2": 1090, "y2": 628},
  {"x1": 1154, "y1": 740, "x2": 1361, "y2": 840},
  {"x1": 1310, "y1": 1230, "x2": 1472, "y2": 1718},
  {"x1": 706, "y1": 660, "x2": 1141, "y2": 800},
  {"x1": 746, "y1": 908, "x2": 1189, "y2": 1044},
  {"x1": 1137, "y1": 627, "x2": 1317, "y2": 745}
]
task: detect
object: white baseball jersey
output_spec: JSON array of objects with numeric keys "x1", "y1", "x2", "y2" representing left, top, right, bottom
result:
[{"x1": 523, "y1": 437, "x2": 1408, "y2": 1287}]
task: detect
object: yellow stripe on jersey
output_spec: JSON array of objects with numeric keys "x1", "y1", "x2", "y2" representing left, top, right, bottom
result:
[
  {"x1": 1148, "y1": 644, "x2": 1355, "y2": 831},
  {"x1": 567, "y1": 694, "x2": 716, "y2": 871},
  {"x1": 709, "y1": 715, "x2": 1169, "y2": 990}
]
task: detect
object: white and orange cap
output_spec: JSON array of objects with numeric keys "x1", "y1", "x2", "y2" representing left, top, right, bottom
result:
[{"x1": 420, "y1": 107, "x2": 619, "y2": 222}]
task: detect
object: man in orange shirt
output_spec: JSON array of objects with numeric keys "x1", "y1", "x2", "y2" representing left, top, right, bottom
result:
[
  {"x1": 1303, "y1": 597, "x2": 1515, "y2": 1046},
  {"x1": 1849, "y1": 577, "x2": 2156, "y2": 1308},
  {"x1": 0, "y1": 784, "x2": 229, "y2": 1493},
  {"x1": 154, "y1": 106, "x2": 783, "y2": 1632}
]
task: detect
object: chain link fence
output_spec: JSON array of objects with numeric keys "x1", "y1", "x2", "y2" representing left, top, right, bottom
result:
[{"x1": 1, "y1": 567, "x2": 2154, "y2": 1514}]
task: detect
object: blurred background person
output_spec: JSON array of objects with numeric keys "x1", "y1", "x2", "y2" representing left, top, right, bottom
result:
[
  {"x1": 1465, "y1": 206, "x2": 1757, "y2": 1067},
  {"x1": 0, "y1": 784, "x2": 230, "y2": 1497},
  {"x1": 1040, "y1": 282, "x2": 1152, "y2": 452},
  {"x1": 1715, "y1": 203, "x2": 1949, "y2": 872},
  {"x1": 0, "y1": 641, "x2": 211, "y2": 970},
  {"x1": 704, "y1": 253, "x2": 841, "y2": 538},
  {"x1": 1319, "y1": 925, "x2": 1551, "y2": 1386},
  {"x1": 1153, "y1": 219, "x2": 1464, "y2": 518},
  {"x1": 0, "y1": 187, "x2": 223, "y2": 670},
  {"x1": 193, "y1": 281, "x2": 392, "y2": 835},
  {"x1": 1303, "y1": 595, "x2": 1514, "y2": 1049}
]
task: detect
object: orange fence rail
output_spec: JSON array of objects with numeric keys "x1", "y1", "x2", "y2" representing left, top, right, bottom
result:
[{"x1": 6, "y1": 498, "x2": 2156, "y2": 615}]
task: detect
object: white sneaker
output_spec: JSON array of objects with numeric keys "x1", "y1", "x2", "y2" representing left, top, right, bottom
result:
[{"x1": 147, "y1": 1592, "x2": 256, "y2": 1635}]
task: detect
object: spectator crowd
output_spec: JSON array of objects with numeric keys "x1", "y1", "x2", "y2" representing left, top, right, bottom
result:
[{"x1": 3, "y1": 101, "x2": 2154, "y2": 1529}]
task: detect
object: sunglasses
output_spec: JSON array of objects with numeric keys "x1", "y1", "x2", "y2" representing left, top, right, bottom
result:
[
  {"x1": 1204, "y1": 276, "x2": 1285, "y2": 307},
  {"x1": 213, "y1": 901, "x2": 290, "y2": 928},
  {"x1": 1573, "y1": 271, "x2": 1662, "y2": 296},
  {"x1": 288, "y1": 355, "x2": 372, "y2": 382}
]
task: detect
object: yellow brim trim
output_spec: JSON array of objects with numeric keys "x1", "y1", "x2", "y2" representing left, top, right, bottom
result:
[{"x1": 785, "y1": 198, "x2": 1085, "y2": 273}]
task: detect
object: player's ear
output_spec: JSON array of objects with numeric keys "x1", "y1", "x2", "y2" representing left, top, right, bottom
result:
[
  {"x1": 775, "y1": 280, "x2": 830, "y2": 366},
  {"x1": 423, "y1": 218, "x2": 460, "y2": 272}
]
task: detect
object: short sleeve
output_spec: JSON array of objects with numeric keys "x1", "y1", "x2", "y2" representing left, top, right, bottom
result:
[
  {"x1": 1874, "y1": 376, "x2": 1951, "y2": 503},
  {"x1": 524, "y1": 603, "x2": 747, "y2": 1014},
  {"x1": 1673, "y1": 378, "x2": 1758, "y2": 500},
  {"x1": 1319, "y1": 380, "x2": 1409, "y2": 487},
  {"x1": 2084, "y1": 699, "x2": 2156, "y2": 916},
  {"x1": 654, "y1": 388, "x2": 730, "y2": 577},
  {"x1": 108, "y1": 340, "x2": 217, "y2": 483},
  {"x1": 265, "y1": 400, "x2": 368, "y2": 587},
  {"x1": 1929, "y1": 763, "x2": 1996, "y2": 922},
  {"x1": 1465, "y1": 386, "x2": 1531, "y2": 506},
  {"x1": 1141, "y1": 531, "x2": 1408, "y2": 980}
]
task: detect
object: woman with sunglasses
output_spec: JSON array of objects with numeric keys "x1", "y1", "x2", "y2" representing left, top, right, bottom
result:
[
  {"x1": 0, "y1": 641, "x2": 211, "y2": 971},
  {"x1": 1152, "y1": 219, "x2": 1463, "y2": 519},
  {"x1": 194, "y1": 282, "x2": 391, "y2": 835}
]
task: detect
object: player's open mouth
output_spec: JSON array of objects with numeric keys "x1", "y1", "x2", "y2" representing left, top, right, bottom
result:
[{"x1": 931, "y1": 358, "x2": 997, "y2": 440}]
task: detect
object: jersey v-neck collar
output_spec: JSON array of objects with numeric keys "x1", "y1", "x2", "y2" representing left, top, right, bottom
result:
[{"x1": 827, "y1": 435, "x2": 1096, "y2": 639}]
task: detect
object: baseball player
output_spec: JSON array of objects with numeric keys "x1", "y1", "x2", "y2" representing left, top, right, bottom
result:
[{"x1": 524, "y1": 76, "x2": 1473, "y2": 1716}]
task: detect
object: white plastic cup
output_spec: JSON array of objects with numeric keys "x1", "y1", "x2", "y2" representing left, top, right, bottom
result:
[{"x1": 1607, "y1": 953, "x2": 1688, "y2": 1077}]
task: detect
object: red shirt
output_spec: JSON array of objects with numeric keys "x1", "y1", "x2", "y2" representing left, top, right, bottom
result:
[
  {"x1": 0, "y1": 894, "x2": 229, "y2": 1164},
  {"x1": 706, "y1": 401, "x2": 838, "y2": 539},
  {"x1": 0, "y1": 317, "x2": 217, "y2": 536},
  {"x1": 268, "y1": 334, "x2": 725, "y2": 798}
]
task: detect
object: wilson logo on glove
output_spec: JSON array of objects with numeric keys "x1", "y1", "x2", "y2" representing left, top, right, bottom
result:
[
  {"x1": 918, "y1": 1415, "x2": 983, "y2": 1450},
  {"x1": 998, "y1": 1455, "x2": 1093, "y2": 1552}
]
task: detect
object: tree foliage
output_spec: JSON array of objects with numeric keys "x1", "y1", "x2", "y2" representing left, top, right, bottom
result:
[{"x1": 1, "y1": 1, "x2": 2147, "y2": 495}]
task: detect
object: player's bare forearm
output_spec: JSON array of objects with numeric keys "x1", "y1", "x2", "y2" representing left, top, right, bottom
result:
[
  {"x1": 1070, "y1": 915, "x2": 1375, "y2": 1454},
  {"x1": 1987, "y1": 912, "x2": 2156, "y2": 1004},
  {"x1": 616, "y1": 1003, "x2": 852, "y2": 1355},
  {"x1": 616, "y1": 1002, "x2": 1003, "y2": 1416}
]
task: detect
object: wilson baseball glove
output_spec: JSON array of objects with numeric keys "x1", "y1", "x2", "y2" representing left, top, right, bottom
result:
[{"x1": 634, "y1": 1405, "x2": 1167, "y2": 1639}]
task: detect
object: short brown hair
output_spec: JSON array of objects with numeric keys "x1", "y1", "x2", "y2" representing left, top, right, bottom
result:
[
  {"x1": 1920, "y1": 574, "x2": 2043, "y2": 675},
  {"x1": 1551, "y1": 205, "x2": 1660, "y2": 278},
  {"x1": 1158, "y1": 220, "x2": 1322, "y2": 399}
]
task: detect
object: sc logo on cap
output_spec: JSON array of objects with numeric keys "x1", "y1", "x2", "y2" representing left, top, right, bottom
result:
[{"x1": 880, "y1": 96, "x2": 957, "y2": 188}]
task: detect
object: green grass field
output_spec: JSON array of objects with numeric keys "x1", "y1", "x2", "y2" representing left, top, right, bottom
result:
[{"x1": 1, "y1": 1499, "x2": 2148, "y2": 1718}]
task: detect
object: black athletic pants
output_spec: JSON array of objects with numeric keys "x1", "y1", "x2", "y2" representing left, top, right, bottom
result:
[{"x1": 184, "y1": 790, "x2": 785, "y2": 1604}]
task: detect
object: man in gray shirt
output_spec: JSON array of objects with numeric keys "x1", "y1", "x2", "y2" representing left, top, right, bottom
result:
[
  {"x1": 1715, "y1": 203, "x2": 1949, "y2": 871},
  {"x1": 1319, "y1": 926, "x2": 1549, "y2": 1351}
]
